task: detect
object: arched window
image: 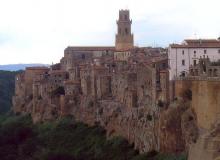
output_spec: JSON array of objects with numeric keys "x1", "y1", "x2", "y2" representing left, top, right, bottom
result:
[
  {"x1": 125, "y1": 28, "x2": 128, "y2": 35},
  {"x1": 82, "y1": 54, "x2": 85, "y2": 59}
]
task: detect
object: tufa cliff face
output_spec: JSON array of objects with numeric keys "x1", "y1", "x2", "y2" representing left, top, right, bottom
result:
[
  {"x1": 159, "y1": 99, "x2": 198, "y2": 153},
  {"x1": 12, "y1": 46, "x2": 198, "y2": 154},
  {"x1": 12, "y1": 60, "x2": 197, "y2": 154}
]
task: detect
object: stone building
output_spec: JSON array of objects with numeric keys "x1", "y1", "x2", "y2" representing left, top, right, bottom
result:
[{"x1": 61, "y1": 47, "x2": 115, "y2": 71}]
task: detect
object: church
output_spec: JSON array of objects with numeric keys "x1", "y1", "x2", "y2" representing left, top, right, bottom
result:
[{"x1": 60, "y1": 9, "x2": 135, "y2": 71}]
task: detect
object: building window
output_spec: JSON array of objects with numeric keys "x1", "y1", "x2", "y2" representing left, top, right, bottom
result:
[
  {"x1": 218, "y1": 49, "x2": 220, "y2": 53},
  {"x1": 182, "y1": 60, "x2": 185, "y2": 66},
  {"x1": 181, "y1": 72, "x2": 186, "y2": 77},
  {"x1": 204, "y1": 50, "x2": 207, "y2": 54},
  {"x1": 125, "y1": 15, "x2": 127, "y2": 20},
  {"x1": 82, "y1": 54, "x2": 85, "y2": 59},
  {"x1": 194, "y1": 50, "x2": 196, "y2": 54},
  {"x1": 194, "y1": 60, "x2": 197, "y2": 66},
  {"x1": 182, "y1": 50, "x2": 184, "y2": 55}
]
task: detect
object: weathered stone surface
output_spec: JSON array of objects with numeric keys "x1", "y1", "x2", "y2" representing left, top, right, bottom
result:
[{"x1": 159, "y1": 99, "x2": 198, "y2": 153}]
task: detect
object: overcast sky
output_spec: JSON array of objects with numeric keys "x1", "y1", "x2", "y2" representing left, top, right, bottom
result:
[{"x1": 0, "y1": 0, "x2": 220, "y2": 64}]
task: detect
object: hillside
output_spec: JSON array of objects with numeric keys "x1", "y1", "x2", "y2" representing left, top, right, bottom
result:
[
  {"x1": 0, "y1": 115, "x2": 186, "y2": 160},
  {"x1": 0, "y1": 70, "x2": 20, "y2": 113}
]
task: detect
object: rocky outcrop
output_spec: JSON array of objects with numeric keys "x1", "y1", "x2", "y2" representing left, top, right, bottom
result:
[
  {"x1": 13, "y1": 93, "x2": 198, "y2": 154},
  {"x1": 159, "y1": 99, "x2": 198, "y2": 153},
  {"x1": 61, "y1": 95, "x2": 159, "y2": 153}
]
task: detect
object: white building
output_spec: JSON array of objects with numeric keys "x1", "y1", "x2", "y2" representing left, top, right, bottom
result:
[{"x1": 168, "y1": 38, "x2": 220, "y2": 80}]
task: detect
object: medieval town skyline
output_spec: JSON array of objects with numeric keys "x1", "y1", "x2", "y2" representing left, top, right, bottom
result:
[{"x1": 0, "y1": 0, "x2": 220, "y2": 64}]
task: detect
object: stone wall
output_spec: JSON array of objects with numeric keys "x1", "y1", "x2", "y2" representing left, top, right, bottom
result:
[{"x1": 192, "y1": 80, "x2": 220, "y2": 130}]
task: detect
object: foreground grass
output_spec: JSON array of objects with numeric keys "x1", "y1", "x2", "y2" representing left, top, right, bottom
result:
[{"x1": 0, "y1": 115, "x2": 186, "y2": 160}]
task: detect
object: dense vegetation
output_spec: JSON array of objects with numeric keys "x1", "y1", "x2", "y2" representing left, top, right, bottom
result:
[
  {"x1": 0, "y1": 115, "x2": 186, "y2": 160},
  {"x1": 0, "y1": 70, "x2": 21, "y2": 114}
]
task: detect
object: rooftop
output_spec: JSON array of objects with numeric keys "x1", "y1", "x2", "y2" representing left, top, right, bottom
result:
[
  {"x1": 170, "y1": 38, "x2": 220, "y2": 48},
  {"x1": 65, "y1": 46, "x2": 115, "y2": 52},
  {"x1": 26, "y1": 67, "x2": 49, "y2": 70}
]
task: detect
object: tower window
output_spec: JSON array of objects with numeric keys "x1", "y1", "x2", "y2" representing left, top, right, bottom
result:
[
  {"x1": 125, "y1": 15, "x2": 127, "y2": 20},
  {"x1": 182, "y1": 50, "x2": 184, "y2": 55},
  {"x1": 182, "y1": 60, "x2": 185, "y2": 66},
  {"x1": 82, "y1": 54, "x2": 85, "y2": 59},
  {"x1": 204, "y1": 50, "x2": 207, "y2": 54},
  {"x1": 125, "y1": 28, "x2": 128, "y2": 35},
  {"x1": 194, "y1": 50, "x2": 196, "y2": 54}
]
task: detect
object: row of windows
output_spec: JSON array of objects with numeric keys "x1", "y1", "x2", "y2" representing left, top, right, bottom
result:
[
  {"x1": 181, "y1": 59, "x2": 197, "y2": 66},
  {"x1": 182, "y1": 49, "x2": 220, "y2": 55}
]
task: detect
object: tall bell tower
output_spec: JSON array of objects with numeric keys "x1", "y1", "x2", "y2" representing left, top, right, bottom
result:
[{"x1": 115, "y1": 10, "x2": 134, "y2": 50}]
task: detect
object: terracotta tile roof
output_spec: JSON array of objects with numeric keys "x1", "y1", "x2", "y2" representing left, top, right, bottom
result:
[
  {"x1": 170, "y1": 39, "x2": 220, "y2": 48},
  {"x1": 93, "y1": 65, "x2": 107, "y2": 70},
  {"x1": 49, "y1": 70, "x2": 68, "y2": 74},
  {"x1": 65, "y1": 46, "x2": 115, "y2": 51}
]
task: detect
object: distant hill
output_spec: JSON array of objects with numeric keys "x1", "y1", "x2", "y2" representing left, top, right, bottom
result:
[{"x1": 0, "y1": 64, "x2": 49, "y2": 71}]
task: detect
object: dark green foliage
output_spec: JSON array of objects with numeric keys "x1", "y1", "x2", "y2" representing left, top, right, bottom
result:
[
  {"x1": 0, "y1": 70, "x2": 21, "y2": 114},
  {"x1": 0, "y1": 115, "x2": 187, "y2": 160}
]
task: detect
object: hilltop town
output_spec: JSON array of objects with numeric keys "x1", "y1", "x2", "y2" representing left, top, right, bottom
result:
[{"x1": 12, "y1": 10, "x2": 220, "y2": 160}]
